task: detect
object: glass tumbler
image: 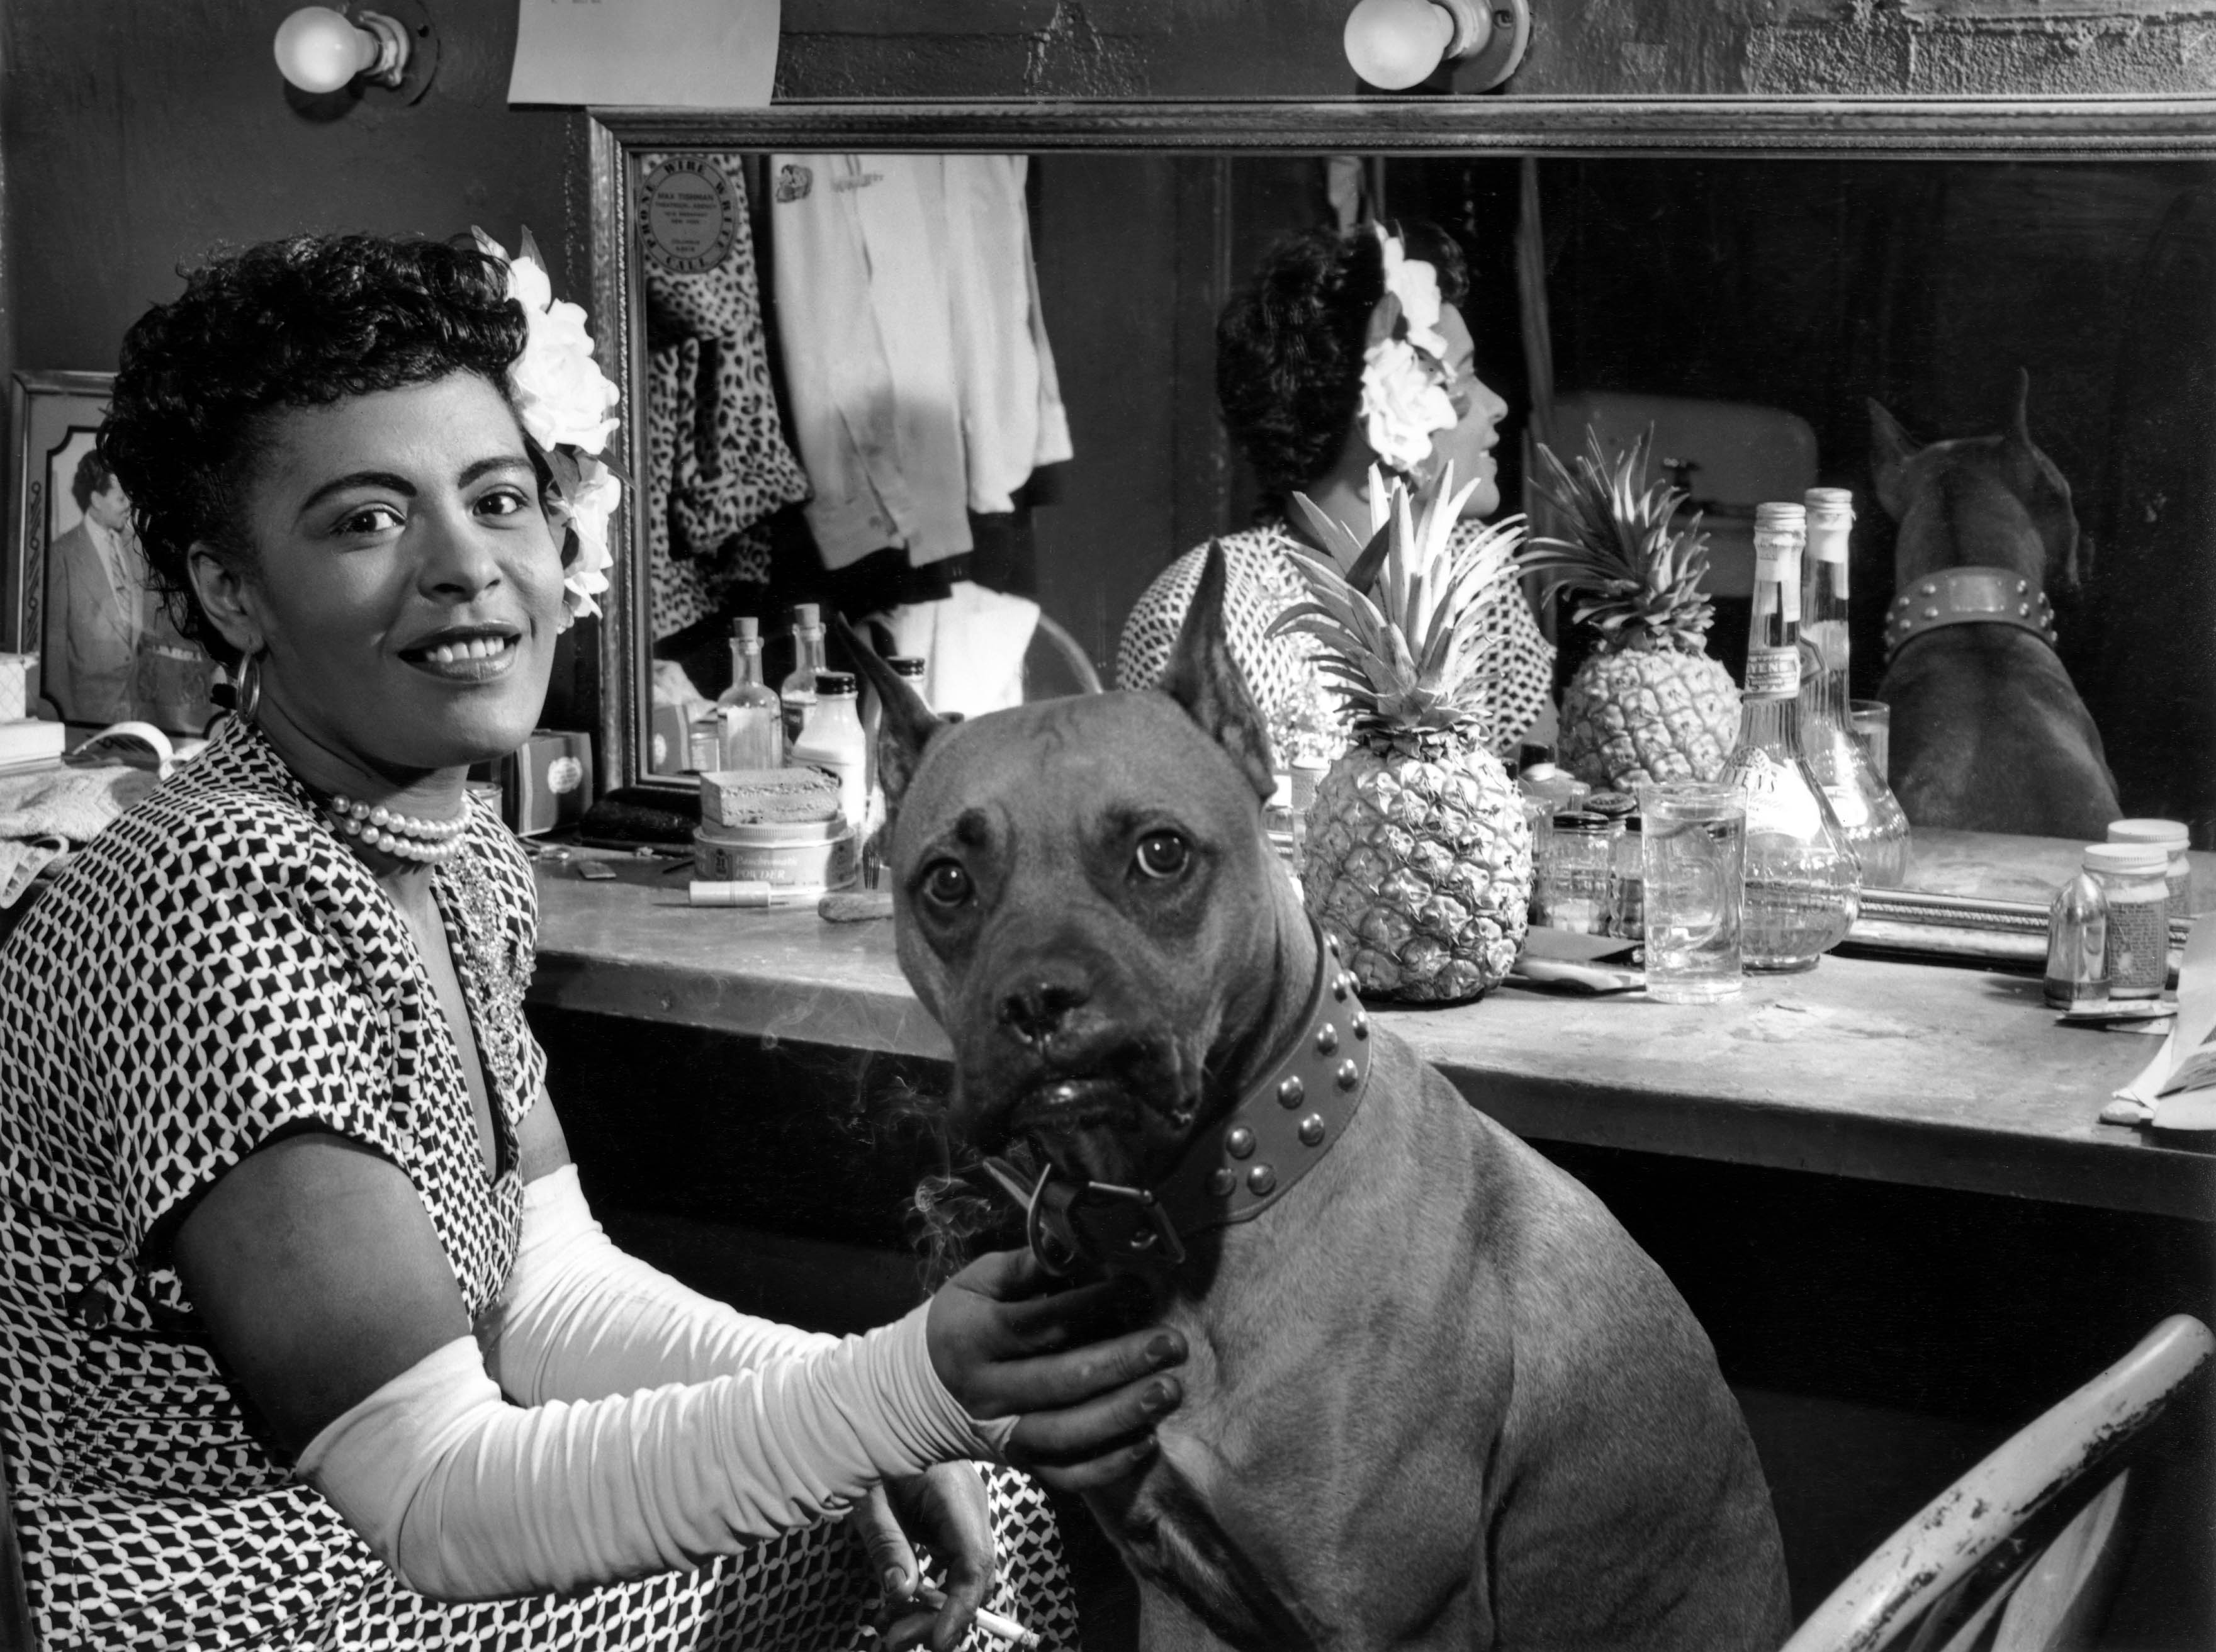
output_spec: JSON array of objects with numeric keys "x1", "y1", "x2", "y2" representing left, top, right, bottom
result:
[{"x1": 1638, "y1": 780, "x2": 1749, "y2": 1004}]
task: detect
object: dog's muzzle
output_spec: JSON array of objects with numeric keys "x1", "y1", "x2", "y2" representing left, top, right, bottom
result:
[{"x1": 967, "y1": 922, "x2": 1375, "y2": 1276}]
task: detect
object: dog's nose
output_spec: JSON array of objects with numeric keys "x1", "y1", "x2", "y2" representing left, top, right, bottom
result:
[{"x1": 998, "y1": 978, "x2": 1091, "y2": 1048}]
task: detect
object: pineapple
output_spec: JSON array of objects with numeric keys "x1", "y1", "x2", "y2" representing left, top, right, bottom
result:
[
  {"x1": 1273, "y1": 468, "x2": 1533, "y2": 1004},
  {"x1": 1523, "y1": 430, "x2": 1741, "y2": 791}
]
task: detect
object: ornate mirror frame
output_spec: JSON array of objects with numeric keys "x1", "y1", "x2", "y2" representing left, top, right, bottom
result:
[{"x1": 586, "y1": 97, "x2": 2216, "y2": 958}]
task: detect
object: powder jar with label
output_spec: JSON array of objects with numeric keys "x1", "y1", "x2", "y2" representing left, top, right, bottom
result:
[{"x1": 2083, "y1": 841, "x2": 2170, "y2": 1000}]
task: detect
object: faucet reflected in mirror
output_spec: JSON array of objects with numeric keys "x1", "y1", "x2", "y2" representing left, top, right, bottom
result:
[{"x1": 619, "y1": 150, "x2": 2216, "y2": 915}]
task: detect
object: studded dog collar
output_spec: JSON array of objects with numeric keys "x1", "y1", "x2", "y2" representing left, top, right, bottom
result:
[
  {"x1": 1883, "y1": 565, "x2": 2057, "y2": 660},
  {"x1": 972, "y1": 923, "x2": 1374, "y2": 1276}
]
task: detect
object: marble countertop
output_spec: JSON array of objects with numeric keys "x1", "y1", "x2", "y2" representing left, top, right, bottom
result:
[{"x1": 530, "y1": 860, "x2": 2215, "y2": 1224}]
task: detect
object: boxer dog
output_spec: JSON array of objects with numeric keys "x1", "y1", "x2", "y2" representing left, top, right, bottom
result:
[
  {"x1": 840, "y1": 556, "x2": 1790, "y2": 1651},
  {"x1": 1870, "y1": 371, "x2": 2121, "y2": 840}
]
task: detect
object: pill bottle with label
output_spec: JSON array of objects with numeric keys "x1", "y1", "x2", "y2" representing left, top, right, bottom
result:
[
  {"x1": 2107, "y1": 819, "x2": 2193, "y2": 917},
  {"x1": 2083, "y1": 842, "x2": 2169, "y2": 999}
]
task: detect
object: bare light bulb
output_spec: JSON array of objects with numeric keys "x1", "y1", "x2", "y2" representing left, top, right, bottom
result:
[
  {"x1": 274, "y1": 6, "x2": 409, "y2": 94},
  {"x1": 1344, "y1": 0, "x2": 1458, "y2": 90}
]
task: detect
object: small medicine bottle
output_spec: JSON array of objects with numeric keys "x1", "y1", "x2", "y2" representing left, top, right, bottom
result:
[
  {"x1": 789, "y1": 671, "x2": 867, "y2": 839},
  {"x1": 2107, "y1": 819, "x2": 2193, "y2": 918},
  {"x1": 715, "y1": 617, "x2": 784, "y2": 770},
  {"x1": 2044, "y1": 868, "x2": 2108, "y2": 1010},
  {"x1": 2083, "y1": 842, "x2": 2170, "y2": 1000},
  {"x1": 1608, "y1": 814, "x2": 1645, "y2": 940},
  {"x1": 779, "y1": 604, "x2": 828, "y2": 746}
]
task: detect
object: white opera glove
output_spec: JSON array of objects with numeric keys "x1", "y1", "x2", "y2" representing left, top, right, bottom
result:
[
  {"x1": 296, "y1": 1306, "x2": 988, "y2": 1603},
  {"x1": 492, "y1": 1163, "x2": 837, "y2": 1405}
]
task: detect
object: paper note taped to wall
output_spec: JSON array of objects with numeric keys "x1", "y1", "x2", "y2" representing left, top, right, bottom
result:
[{"x1": 509, "y1": 0, "x2": 779, "y2": 108}]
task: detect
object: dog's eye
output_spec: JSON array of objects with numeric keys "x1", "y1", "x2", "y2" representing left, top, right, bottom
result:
[
  {"x1": 1134, "y1": 832, "x2": 1190, "y2": 880},
  {"x1": 921, "y1": 860, "x2": 972, "y2": 906}
]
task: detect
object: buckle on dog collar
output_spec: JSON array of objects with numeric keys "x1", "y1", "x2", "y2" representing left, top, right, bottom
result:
[
  {"x1": 974, "y1": 921, "x2": 1373, "y2": 1276},
  {"x1": 972, "y1": 1158, "x2": 1190, "y2": 1278},
  {"x1": 1884, "y1": 566, "x2": 2057, "y2": 660}
]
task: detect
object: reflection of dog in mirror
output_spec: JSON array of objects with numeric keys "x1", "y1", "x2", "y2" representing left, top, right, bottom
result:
[
  {"x1": 1870, "y1": 370, "x2": 2121, "y2": 840},
  {"x1": 843, "y1": 558, "x2": 1791, "y2": 1652}
]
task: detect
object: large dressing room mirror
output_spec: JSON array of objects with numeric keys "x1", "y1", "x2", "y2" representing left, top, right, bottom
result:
[{"x1": 593, "y1": 123, "x2": 2216, "y2": 943}]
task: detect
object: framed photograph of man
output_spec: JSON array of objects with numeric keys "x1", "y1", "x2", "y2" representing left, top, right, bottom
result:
[{"x1": 5, "y1": 370, "x2": 222, "y2": 734}]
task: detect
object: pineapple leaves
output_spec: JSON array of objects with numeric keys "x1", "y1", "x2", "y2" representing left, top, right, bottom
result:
[
  {"x1": 1275, "y1": 468, "x2": 1529, "y2": 734},
  {"x1": 1519, "y1": 425, "x2": 1718, "y2": 655}
]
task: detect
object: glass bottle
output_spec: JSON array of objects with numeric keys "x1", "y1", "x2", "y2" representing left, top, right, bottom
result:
[
  {"x1": 789, "y1": 670, "x2": 867, "y2": 839},
  {"x1": 1718, "y1": 501, "x2": 1861, "y2": 972},
  {"x1": 1797, "y1": 488, "x2": 1911, "y2": 886},
  {"x1": 779, "y1": 603, "x2": 828, "y2": 747},
  {"x1": 715, "y1": 617, "x2": 785, "y2": 770}
]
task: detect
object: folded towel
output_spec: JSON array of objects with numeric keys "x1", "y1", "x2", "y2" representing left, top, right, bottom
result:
[
  {"x1": 0, "y1": 765, "x2": 159, "y2": 908},
  {"x1": 886, "y1": 581, "x2": 1039, "y2": 719}
]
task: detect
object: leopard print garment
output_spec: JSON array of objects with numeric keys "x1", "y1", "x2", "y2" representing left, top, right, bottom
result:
[
  {"x1": 1115, "y1": 521, "x2": 1556, "y2": 763},
  {"x1": 643, "y1": 153, "x2": 810, "y2": 640},
  {"x1": 0, "y1": 716, "x2": 1076, "y2": 1651}
]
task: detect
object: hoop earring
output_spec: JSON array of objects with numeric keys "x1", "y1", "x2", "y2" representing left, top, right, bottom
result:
[{"x1": 235, "y1": 651, "x2": 263, "y2": 726}]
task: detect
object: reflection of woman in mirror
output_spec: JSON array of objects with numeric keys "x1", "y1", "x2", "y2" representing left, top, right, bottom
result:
[
  {"x1": 1116, "y1": 222, "x2": 1553, "y2": 763},
  {"x1": 0, "y1": 233, "x2": 1178, "y2": 1651},
  {"x1": 41, "y1": 446, "x2": 143, "y2": 724}
]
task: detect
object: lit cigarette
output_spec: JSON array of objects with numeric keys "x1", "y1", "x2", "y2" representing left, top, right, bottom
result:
[{"x1": 912, "y1": 1582, "x2": 1040, "y2": 1650}]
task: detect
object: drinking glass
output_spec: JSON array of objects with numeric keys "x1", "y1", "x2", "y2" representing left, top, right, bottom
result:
[
  {"x1": 1847, "y1": 699, "x2": 1891, "y2": 785},
  {"x1": 1638, "y1": 780, "x2": 1748, "y2": 1004}
]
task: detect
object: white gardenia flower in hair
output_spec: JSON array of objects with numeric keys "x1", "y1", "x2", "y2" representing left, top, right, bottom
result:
[
  {"x1": 1361, "y1": 336, "x2": 1459, "y2": 472},
  {"x1": 560, "y1": 456, "x2": 621, "y2": 616},
  {"x1": 474, "y1": 227, "x2": 624, "y2": 626},
  {"x1": 1380, "y1": 235, "x2": 1449, "y2": 361}
]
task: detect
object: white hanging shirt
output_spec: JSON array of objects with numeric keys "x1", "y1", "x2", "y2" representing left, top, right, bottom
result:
[{"x1": 769, "y1": 154, "x2": 1072, "y2": 570}]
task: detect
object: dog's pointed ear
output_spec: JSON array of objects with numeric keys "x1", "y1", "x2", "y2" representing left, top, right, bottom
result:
[
  {"x1": 830, "y1": 610, "x2": 943, "y2": 816},
  {"x1": 1159, "y1": 541, "x2": 1278, "y2": 803},
  {"x1": 1867, "y1": 397, "x2": 1918, "y2": 521},
  {"x1": 2005, "y1": 366, "x2": 2035, "y2": 449}
]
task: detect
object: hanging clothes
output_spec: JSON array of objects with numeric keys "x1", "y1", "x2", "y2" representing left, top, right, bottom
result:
[
  {"x1": 641, "y1": 154, "x2": 808, "y2": 641},
  {"x1": 768, "y1": 154, "x2": 1072, "y2": 573}
]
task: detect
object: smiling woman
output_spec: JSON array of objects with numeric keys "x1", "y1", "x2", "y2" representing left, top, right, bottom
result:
[{"x1": 0, "y1": 233, "x2": 1186, "y2": 1651}]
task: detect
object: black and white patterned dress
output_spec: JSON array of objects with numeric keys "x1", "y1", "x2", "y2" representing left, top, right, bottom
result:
[
  {"x1": 0, "y1": 717, "x2": 1076, "y2": 1651},
  {"x1": 1115, "y1": 522, "x2": 1556, "y2": 763}
]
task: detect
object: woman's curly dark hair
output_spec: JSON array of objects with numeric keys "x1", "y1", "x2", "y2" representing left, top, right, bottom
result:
[
  {"x1": 1216, "y1": 220, "x2": 1469, "y2": 518},
  {"x1": 98, "y1": 233, "x2": 530, "y2": 667}
]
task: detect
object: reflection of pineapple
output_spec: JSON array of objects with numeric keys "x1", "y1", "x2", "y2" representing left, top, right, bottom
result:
[
  {"x1": 1274, "y1": 470, "x2": 1533, "y2": 1004},
  {"x1": 1525, "y1": 431, "x2": 1740, "y2": 790}
]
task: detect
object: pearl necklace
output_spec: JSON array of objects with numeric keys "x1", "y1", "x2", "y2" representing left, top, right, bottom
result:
[{"x1": 325, "y1": 793, "x2": 471, "y2": 864}]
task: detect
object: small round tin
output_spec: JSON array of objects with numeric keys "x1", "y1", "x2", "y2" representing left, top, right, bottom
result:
[{"x1": 693, "y1": 821, "x2": 857, "y2": 889}]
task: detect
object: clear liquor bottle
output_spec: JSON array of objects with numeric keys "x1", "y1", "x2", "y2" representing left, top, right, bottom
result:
[
  {"x1": 1797, "y1": 488, "x2": 1910, "y2": 885},
  {"x1": 1718, "y1": 502, "x2": 1861, "y2": 972},
  {"x1": 714, "y1": 617, "x2": 784, "y2": 769},
  {"x1": 779, "y1": 604, "x2": 828, "y2": 747}
]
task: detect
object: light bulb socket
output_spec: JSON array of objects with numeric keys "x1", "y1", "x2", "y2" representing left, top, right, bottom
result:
[
  {"x1": 352, "y1": 0, "x2": 439, "y2": 104},
  {"x1": 352, "y1": 9, "x2": 410, "y2": 87},
  {"x1": 1439, "y1": 0, "x2": 1530, "y2": 90}
]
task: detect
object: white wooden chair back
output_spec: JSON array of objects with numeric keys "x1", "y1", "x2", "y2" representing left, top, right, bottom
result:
[{"x1": 1782, "y1": 1313, "x2": 2213, "y2": 1652}]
